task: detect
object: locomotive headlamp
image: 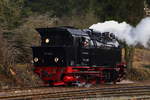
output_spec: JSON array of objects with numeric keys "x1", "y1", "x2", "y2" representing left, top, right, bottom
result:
[
  {"x1": 54, "y1": 57, "x2": 59, "y2": 63},
  {"x1": 34, "y1": 57, "x2": 39, "y2": 62},
  {"x1": 45, "y1": 38, "x2": 50, "y2": 43}
]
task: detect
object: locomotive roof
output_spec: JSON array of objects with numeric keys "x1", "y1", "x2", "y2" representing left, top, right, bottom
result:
[{"x1": 36, "y1": 27, "x2": 88, "y2": 37}]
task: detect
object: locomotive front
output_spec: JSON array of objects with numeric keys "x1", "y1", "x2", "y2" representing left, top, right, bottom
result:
[{"x1": 32, "y1": 27, "x2": 126, "y2": 86}]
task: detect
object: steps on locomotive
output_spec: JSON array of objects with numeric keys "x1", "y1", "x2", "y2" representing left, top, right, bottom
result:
[
  {"x1": 80, "y1": 48, "x2": 90, "y2": 65},
  {"x1": 72, "y1": 71, "x2": 101, "y2": 74}
]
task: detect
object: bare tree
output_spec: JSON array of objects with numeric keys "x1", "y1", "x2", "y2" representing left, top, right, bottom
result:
[{"x1": 0, "y1": 29, "x2": 18, "y2": 77}]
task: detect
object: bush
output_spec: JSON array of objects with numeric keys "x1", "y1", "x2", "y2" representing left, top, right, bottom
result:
[{"x1": 144, "y1": 65, "x2": 150, "y2": 69}]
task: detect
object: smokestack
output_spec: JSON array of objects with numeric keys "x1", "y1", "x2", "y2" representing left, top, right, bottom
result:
[{"x1": 89, "y1": 17, "x2": 150, "y2": 48}]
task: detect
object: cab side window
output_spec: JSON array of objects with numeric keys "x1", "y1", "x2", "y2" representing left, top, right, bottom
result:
[{"x1": 80, "y1": 37, "x2": 94, "y2": 48}]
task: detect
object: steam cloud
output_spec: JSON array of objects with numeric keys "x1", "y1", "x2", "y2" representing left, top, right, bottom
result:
[{"x1": 89, "y1": 17, "x2": 150, "y2": 47}]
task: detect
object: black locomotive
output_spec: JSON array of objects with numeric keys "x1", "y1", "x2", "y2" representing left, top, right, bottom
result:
[{"x1": 32, "y1": 26, "x2": 126, "y2": 86}]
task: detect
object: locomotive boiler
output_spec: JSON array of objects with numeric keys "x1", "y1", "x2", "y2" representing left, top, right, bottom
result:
[{"x1": 32, "y1": 26, "x2": 126, "y2": 86}]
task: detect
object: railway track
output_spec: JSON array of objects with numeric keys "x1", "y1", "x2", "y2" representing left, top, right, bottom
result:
[{"x1": 0, "y1": 85, "x2": 150, "y2": 100}]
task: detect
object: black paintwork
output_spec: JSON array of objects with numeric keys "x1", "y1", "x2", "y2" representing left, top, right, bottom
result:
[{"x1": 32, "y1": 26, "x2": 122, "y2": 67}]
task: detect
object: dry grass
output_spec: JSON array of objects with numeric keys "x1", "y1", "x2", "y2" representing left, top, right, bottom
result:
[
  {"x1": 13, "y1": 64, "x2": 43, "y2": 87},
  {"x1": 0, "y1": 64, "x2": 43, "y2": 89},
  {"x1": 127, "y1": 67, "x2": 150, "y2": 81},
  {"x1": 133, "y1": 48, "x2": 150, "y2": 68},
  {"x1": 127, "y1": 48, "x2": 150, "y2": 81}
]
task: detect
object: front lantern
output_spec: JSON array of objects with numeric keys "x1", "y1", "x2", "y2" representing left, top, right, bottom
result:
[
  {"x1": 45, "y1": 38, "x2": 50, "y2": 43},
  {"x1": 54, "y1": 57, "x2": 59, "y2": 63},
  {"x1": 34, "y1": 57, "x2": 39, "y2": 62}
]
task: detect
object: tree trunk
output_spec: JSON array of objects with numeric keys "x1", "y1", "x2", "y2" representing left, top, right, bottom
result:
[{"x1": 124, "y1": 45, "x2": 135, "y2": 68}]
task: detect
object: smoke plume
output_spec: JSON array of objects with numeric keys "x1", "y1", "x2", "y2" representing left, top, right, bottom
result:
[{"x1": 89, "y1": 17, "x2": 150, "y2": 47}]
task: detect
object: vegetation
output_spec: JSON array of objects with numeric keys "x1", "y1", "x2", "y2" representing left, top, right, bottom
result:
[
  {"x1": 0, "y1": 0, "x2": 148, "y2": 87},
  {"x1": 127, "y1": 67, "x2": 150, "y2": 81}
]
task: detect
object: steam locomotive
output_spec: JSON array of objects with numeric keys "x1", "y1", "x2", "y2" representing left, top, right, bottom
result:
[{"x1": 32, "y1": 26, "x2": 126, "y2": 86}]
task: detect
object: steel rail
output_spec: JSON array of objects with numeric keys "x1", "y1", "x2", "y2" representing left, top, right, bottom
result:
[{"x1": 0, "y1": 85, "x2": 150, "y2": 100}]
